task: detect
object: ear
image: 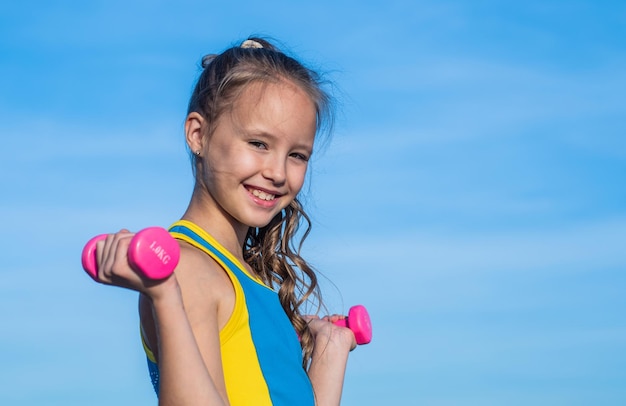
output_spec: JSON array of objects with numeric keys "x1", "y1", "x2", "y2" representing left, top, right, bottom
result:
[{"x1": 185, "y1": 112, "x2": 205, "y2": 154}]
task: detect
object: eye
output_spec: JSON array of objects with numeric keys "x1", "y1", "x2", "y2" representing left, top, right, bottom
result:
[
  {"x1": 249, "y1": 140, "x2": 267, "y2": 150},
  {"x1": 290, "y1": 152, "x2": 310, "y2": 162}
]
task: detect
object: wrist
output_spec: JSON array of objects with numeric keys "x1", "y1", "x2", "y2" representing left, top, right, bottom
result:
[
  {"x1": 312, "y1": 327, "x2": 354, "y2": 356},
  {"x1": 147, "y1": 275, "x2": 184, "y2": 309}
]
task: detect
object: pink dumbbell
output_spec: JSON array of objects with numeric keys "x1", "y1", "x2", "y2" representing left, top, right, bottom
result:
[
  {"x1": 333, "y1": 304, "x2": 372, "y2": 345},
  {"x1": 81, "y1": 227, "x2": 180, "y2": 281}
]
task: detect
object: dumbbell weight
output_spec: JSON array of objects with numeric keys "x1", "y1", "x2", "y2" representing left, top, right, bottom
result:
[
  {"x1": 333, "y1": 304, "x2": 372, "y2": 345},
  {"x1": 81, "y1": 227, "x2": 180, "y2": 281}
]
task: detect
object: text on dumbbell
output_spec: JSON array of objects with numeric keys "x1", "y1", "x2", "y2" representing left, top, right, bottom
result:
[{"x1": 149, "y1": 241, "x2": 171, "y2": 264}]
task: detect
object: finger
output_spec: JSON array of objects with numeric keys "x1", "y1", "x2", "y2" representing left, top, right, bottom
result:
[
  {"x1": 112, "y1": 234, "x2": 133, "y2": 275},
  {"x1": 95, "y1": 239, "x2": 105, "y2": 281},
  {"x1": 101, "y1": 232, "x2": 121, "y2": 281},
  {"x1": 322, "y1": 314, "x2": 344, "y2": 323},
  {"x1": 96, "y1": 234, "x2": 116, "y2": 283},
  {"x1": 99, "y1": 230, "x2": 133, "y2": 283}
]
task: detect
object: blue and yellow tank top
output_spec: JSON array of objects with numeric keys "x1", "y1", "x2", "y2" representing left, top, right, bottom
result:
[{"x1": 142, "y1": 220, "x2": 315, "y2": 405}]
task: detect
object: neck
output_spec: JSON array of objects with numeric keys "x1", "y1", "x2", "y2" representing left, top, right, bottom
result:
[{"x1": 181, "y1": 188, "x2": 249, "y2": 260}]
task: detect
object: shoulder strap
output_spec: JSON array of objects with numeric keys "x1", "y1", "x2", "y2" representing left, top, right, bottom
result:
[{"x1": 168, "y1": 220, "x2": 268, "y2": 288}]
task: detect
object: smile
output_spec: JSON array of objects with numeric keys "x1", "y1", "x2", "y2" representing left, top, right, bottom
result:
[{"x1": 249, "y1": 188, "x2": 276, "y2": 201}]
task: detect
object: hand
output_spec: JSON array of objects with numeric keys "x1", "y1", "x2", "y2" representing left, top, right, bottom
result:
[
  {"x1": 95, "y1": 229, "x2": 178, "y2": 300},
  {"x1": 305, "y1": 314, "x2": 357, "y2": 352},
  {"x1": 305, "y1": 314, "x2": 355, "y2": 405}
]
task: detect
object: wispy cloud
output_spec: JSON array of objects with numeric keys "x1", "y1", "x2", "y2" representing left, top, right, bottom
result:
[{"x1": 309, "y1": 215, "x2": 626, "y2": 280}]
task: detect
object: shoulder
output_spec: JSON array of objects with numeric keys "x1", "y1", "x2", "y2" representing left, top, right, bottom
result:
[
  {"x1": 139, "y1": 239, "x2": 236, "y2": 363},
  {"x1": 174, "y1": 240, "x2": 235, "y2": 325}
]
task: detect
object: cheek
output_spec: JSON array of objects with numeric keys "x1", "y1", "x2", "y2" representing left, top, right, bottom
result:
[
  {"x1": 227, "y1": 155, "x2": 265, "y2": 183},
  {"x1": 208, "y1": 144, "x2": 258, "y2": 175},
  {"x1": 289, "y1": 165, "x2": 308, "y2": 192}
]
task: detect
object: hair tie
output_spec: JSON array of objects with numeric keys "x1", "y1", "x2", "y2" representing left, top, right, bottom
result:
[
  {"x1": 241, "y1": 39, "x2": 263, "y2": 49},
  {"x1": 201, "y1": 54, "x2": 217, "y2": 69}
]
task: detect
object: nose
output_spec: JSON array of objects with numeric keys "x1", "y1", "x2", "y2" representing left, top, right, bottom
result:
[{"x1": 262, "y1": 155, "x2": 287, "y2": 186}]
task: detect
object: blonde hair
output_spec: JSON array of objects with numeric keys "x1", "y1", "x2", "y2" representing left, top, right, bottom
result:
[{"x1": 188, "y1": 37, "x2": 333, "y2": 368}]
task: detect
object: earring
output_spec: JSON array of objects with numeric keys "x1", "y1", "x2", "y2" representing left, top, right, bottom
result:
[{"x1": 195, "y1": 150, "x2": 201, "y2": 156}]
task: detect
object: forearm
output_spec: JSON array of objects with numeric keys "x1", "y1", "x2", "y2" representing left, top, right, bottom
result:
[
  {"x1": 306, "y1": 321, "x2": 354, "y2": 406},
  {"x1": 308, "y1": 341, "x2": 350, "y2": 406},
  {"x1": 151, "y1": 284, "x2": 227, "y2": 406}
]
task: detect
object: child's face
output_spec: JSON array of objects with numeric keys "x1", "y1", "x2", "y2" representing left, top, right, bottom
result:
[{"x1": 200, "y1": 80, "x2": 317, "y2": 229}]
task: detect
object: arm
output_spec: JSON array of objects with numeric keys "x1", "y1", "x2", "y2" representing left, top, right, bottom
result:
[
  {"x1": 306, "y1": 316, "x2": 356, "y2": 406},
  {"x1": 95, "y1": 231, "x2": 230, "y2": 405},
  {"x1": 149, "y1": 280, "x2": 227, "y2": 406}
]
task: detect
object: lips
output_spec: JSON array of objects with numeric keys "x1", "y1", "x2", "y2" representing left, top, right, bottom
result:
[{"x1": 250, "y1": 188, "x2": 275, "y2": 201}]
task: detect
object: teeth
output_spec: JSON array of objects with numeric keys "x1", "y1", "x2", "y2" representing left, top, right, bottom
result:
[{"x1": 251, "y1": 189, "x2": 275, "y2": 201}]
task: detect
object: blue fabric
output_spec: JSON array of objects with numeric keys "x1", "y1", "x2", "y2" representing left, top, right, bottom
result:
[{"x1": 143, "y1": 222, "x2": 314, "y2": 405}]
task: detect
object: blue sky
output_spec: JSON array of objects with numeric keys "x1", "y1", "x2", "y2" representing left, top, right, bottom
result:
[{"x1": 1, "y1": 1, "x2": 625, "y2": 405}]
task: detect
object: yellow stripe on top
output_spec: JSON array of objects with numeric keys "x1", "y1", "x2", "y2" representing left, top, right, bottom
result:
[
  {"x1": 169, "y1": 221, "x2": 314, "y2": 405},
  {"x1": 140, "y1": 326, "x2": 157, "y2": 364},
  {"x1": 141, "y1": 220, "x2": 314, "y2": 405},
  {"x1": 169, "y1": 220, "x2": 273, "y2": 406}
]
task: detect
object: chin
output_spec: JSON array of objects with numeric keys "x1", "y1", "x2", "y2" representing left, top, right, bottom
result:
[
  {"x1": 245, "y1": 212, "x2": 282, "y2": 230},
  {"x1": 248, "y1": 219, "x2": 275, "y2": 230}
]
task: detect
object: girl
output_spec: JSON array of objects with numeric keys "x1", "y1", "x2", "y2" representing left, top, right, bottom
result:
[{"x1": 94, "y1": 37, "x2": 356, "y2": 405}]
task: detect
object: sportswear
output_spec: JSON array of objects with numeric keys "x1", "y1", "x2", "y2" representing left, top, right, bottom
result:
[{"x1": 142, "y1": 220, "x2": 315, "y2": 405}]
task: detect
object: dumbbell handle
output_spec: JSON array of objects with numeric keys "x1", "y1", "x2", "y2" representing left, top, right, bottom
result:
[
  {"x1": 81, "y1": 227, "x2": 180, "y2": 281},
  {"x1": 333, "y1": 304, "x2": 372, "y2": 345}
]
